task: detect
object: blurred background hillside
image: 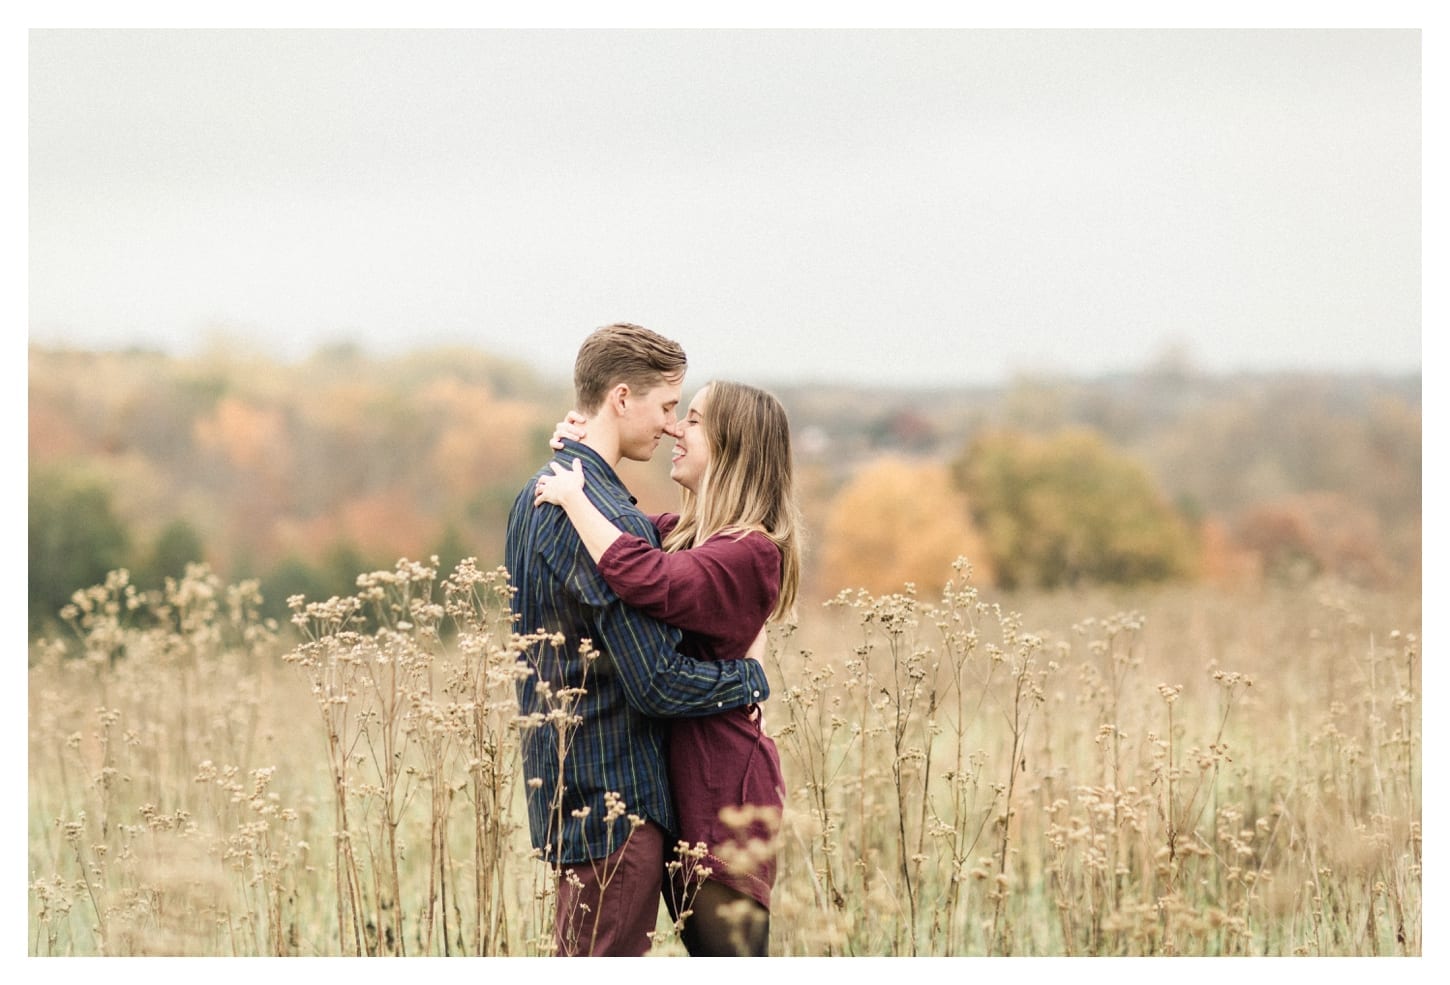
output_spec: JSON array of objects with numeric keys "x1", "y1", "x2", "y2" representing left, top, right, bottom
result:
[{"x1": 27, "y1": 342, "x2": 1421, "y2": 635}]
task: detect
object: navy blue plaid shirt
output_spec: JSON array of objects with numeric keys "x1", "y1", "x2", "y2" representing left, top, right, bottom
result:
[{"x1": 505, "y1": 440, "x2": 770, "y2": 864}]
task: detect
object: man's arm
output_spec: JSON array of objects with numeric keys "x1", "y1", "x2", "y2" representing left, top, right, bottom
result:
[
  {"x1": 589, "y1": 595, "x2": 769, "y2": 718},
  {"x1": 543, "y1": 505, "x2": 769, "y2": 718}
]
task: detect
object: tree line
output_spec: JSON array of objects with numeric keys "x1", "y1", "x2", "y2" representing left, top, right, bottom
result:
[{"x1": 28, "y1": 343, "x2": 1420, "y2": 637}]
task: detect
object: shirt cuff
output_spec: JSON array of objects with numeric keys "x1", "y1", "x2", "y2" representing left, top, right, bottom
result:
[{"x1": 744, "y1": 659, "x2": 769, "y2": 702}]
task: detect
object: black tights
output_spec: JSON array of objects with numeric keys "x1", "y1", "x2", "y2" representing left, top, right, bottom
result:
[{"x1": 672, "y1": 879, "x2": 770, "y2": 956}]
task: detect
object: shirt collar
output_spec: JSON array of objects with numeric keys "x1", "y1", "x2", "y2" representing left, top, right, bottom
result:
[{"x1": 555, "y1": 439, "x2": 638, "y2": 505}]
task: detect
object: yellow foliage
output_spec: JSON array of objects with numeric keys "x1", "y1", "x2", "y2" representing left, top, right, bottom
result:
[
  {"x1": 957, "y1": 427, "x2": 1198, "y2": 589},
  {"x1": 819, "y1": 457, "x2": 994, "y2": 596}
]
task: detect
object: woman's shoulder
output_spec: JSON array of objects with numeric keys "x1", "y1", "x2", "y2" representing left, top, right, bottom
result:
[{"x1": 705, "y1": 526, "x2": 781, "y2": 561}]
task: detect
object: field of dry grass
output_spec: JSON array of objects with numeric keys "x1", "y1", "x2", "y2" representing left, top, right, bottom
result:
[{"x1": 28, "y1": 559, "x2": 1420, "y2": 957}]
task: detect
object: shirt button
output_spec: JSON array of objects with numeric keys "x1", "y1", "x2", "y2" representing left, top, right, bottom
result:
[
  {"x1": 753, "y1": 690, "x2": 761, "y2": 698},
  {"x1": 717, "y1": 701, "x2": 723, "y2": 707}
]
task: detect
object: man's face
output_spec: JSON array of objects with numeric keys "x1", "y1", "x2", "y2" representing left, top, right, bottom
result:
[{"x1": 617, "y1": 377, "x2": 684, "y2": 462}]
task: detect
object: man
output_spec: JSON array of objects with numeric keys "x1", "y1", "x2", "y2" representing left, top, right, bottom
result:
[{"x1": 505, "y1": 323, "x2": 770, "y2": 956}]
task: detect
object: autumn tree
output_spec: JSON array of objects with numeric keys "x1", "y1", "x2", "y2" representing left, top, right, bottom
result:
[
  {"x1": 192, "y1": 394, "x2": 298, "y2": 562},
  {"x1": 1195, "y1": 516, "x2": 1263, "y2": 588},
  {"x1": 819, "y1": 457, "x2": 995, "y2": 597},
  {"x1": 1234, "y1": 491, "x2": 1393, "y2": 585},
  {"x1": 420, "y1": 377, "x2": 539, "y2": 501},
  {"x1": 954, "y1": 427, "x2": 1196, "y2": 590}
]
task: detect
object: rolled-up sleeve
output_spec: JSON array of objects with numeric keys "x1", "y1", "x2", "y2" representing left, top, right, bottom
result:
[{"x1": 598, "y1": 528, "x2": 780, "y2": 636}]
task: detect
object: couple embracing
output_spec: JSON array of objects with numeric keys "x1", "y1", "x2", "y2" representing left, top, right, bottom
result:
[{"x1": 505, "y1": 322, "x2": 803, "y2": 957}]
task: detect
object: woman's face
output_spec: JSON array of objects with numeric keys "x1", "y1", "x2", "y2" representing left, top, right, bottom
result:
[{"x1": 669, "y1": 386, "x2": 711, "y2": 494}]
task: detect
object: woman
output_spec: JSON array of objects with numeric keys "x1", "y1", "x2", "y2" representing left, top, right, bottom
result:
[{"x1": 533, "y1": 379, "x2": 802, "y2": 956}]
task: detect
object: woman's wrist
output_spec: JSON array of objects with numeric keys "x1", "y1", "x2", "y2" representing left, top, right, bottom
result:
[{"x1": 559, "y1": 487, "x2": 589, "y2": 514}]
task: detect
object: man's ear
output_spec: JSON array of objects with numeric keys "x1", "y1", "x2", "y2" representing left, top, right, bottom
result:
[{"x1": 608, "y1": 383, "x2": 630, "y2": 415}]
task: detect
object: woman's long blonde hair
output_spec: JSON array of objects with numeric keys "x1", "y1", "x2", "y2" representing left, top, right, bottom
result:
[{"x1": 662, "y1": 380, "x2": 803, "y2": 622}]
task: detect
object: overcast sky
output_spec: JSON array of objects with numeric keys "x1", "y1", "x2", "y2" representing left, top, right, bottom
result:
[{"x1": 27, "y1": 27, "x2": 1423, "y2": 387}]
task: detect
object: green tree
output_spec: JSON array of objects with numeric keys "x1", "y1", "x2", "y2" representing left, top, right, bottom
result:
[
  {"x1": 259, "y1": 556, "x2": 331, "y2": 627},
  {"x1": 954, "y1": 427, "x2": 1197, "y2": 590},
  {"x1": 257, "y1": 542, "x2": 387, "y2": 629},
  {"x1": 28, "y1": 470, "x2": 132, "y2": 634},
  {"x1": 429, "y1": 521, "x2": 475, "y2": 581},
  {"x1": 137, "y1": 518, "x2": 207, "y2": 589}
]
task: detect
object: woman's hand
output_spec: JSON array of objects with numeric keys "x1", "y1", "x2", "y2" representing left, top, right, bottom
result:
[
  {"x1": 534, "y1": 457, "x2": 587, "y2": 508},
  {"x1": 549, "y1": 411, "x2": 589, "y2": 450}
]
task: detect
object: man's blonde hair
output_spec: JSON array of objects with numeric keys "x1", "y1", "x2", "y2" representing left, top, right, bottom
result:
[
  {"x1": 574, "y1": 323, "x2": 688, "y2": 414},
  {"x1": 663, "y1": 380, "x2": 804, "y2": 622}
]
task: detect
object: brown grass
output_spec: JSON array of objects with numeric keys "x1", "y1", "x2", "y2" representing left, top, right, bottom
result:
[{"x1": 28, "y1": 560, "x2": 1420, "y2": 956}]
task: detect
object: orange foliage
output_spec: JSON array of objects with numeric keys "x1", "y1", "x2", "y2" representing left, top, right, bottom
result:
[
  {"x1": 1196, "y1": 517, "x2": 1263, "y2": 589},
  {"x1": 421, "y1": 378, "x2": 538, "y2": 500},
  {"x1": 1235, "y1": 491, "x2": 1394, "y2": 585},
  {"x1": 273, "y1": 487, "x2": 435, "y2": 566},
  {"x1": 820, "y1": 457, "x2": 995, "y2": 597},
  {"x1": 29, "y1": 400, "x2": 87, "y2": 462},
  {"x1": 193, "y1": 396, "x2": 293, "y2": 479}
]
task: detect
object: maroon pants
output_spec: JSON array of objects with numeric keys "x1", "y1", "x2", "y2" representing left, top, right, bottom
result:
[{"x1": 553, "y1": 820, "x2": 667, "y2": 957}]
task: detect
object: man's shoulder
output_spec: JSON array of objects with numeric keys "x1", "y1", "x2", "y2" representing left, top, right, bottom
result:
[
  {"x1": 509, "y1": 449, "x2": 652, "y2": 541},
  {"x1": 567, "y1": 455, "x2": 648, "y2": 526},
  {"x1": 589, "y1": 490, "x2": 657, "y2": 543},
  {"x1": 505, "y1": 465, "x2": 573, "y2": 550},
  {"x1": 506, "y1": 469, "x2": 547, "y2": 530}
]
